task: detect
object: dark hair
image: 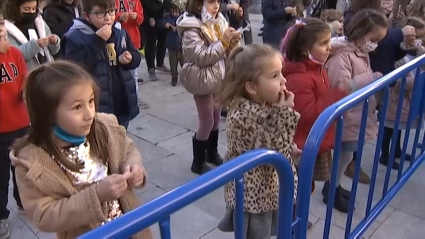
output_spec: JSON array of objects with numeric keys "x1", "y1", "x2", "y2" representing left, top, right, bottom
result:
[
  {"x1": 13, "y1": 61, "x2": 110, "y2": 172},
  {"x1": 282, "y1": 18, "x2": 331, "y2": 62},
  {"x1": 320, "y1": 9, "x2": 343, "y2": 22},
  {"x1": 81, "y1": 0, "x2": 114, "y2": 13},
  {"x1": 221, "y1": 44, "x2": 282, "y2": 106},
  {"x1": 345, "y1": 9, "x2": 388, "y2": 42},
  {"x1": 349, "y1": 0, "x2": 381, "y2": 12},
  {"x1": 4, "y1": 0, "x2": 39, "y2": 22},
  {"x1": 398, "y1": 16, "x2": 425, "y2": 29},
  {"x1": 185, "y1": 0, "x2": 203, "y2": 18}
]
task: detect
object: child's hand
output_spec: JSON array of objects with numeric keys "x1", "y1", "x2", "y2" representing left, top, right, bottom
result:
[
  {"x1": 123, "y1": 164, "x2": 145, "y2": 188},
  {"x1": 119, "y1": 51, "x2": 132, "y2": 64},
  {"x1": 149, "y1": 18, "x2": 156, "y2": 27},
  {"x1": 96, "y1": 174, "x2": 128, "y2": 203},
  {"x1": 96, "y1": 24, "x2": 112, "y2": 41},
  {"x1": 233, "y1": 31, "x2": 242, "y2": 41},
  {"x1": 278, "y1": 90, "x2": 295, "y2": 108},
  {"x1": 236, "y1": 7, "x2": 243, "y2": 17},
  {"x1": 48, "y1": 35, "x2": 58, "y2": 44},
  {"x1": 291, "y1": 8, "x2": 297, "y2": 16},
  {"x1": 291, "y1": 147, "x2": 302, "y2": 160},
  {"x1": 120, "y1": 12, "x2": 129, "y2": 22},
  {"x1": 223, "y1": 27, "x2": 236, "y2": 43},
  {"x1": 165, "y1": 23, "x2": 171, "y2": 29},
  {"x1": 36, "y1": 38, "x2": 49, "y2": 47},
  {"x1": 401, "y1": 25, "x2": 415, "y2": 37},
  {"x1": 227, "y1": 2, "x2": 239, "y2": 11},
  {"x1": 130, "y1": 12, "x2": 137, "y2": 20},
  {"x1": 171, "y1": 25, "x2": 177, "y2": 32},
  {"x1": 372, "y1": 71, "x2": 383, "y2": 80},
  {"x1": 285, "y1": 7, "x2": 295, "y2": 14}
]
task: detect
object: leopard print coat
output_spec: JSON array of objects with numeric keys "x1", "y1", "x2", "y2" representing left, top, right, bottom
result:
[{"x1": 224, "y1": 97, "x2": 300, "y2": 214}]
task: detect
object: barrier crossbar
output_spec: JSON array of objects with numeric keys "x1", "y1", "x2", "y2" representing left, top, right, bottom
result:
[
  {"x1": 295, "y1": 54, "x2": 425, "y2": 239},
  {"x1": 79, "y1": 150, "x2": 296, "y2": 239}
]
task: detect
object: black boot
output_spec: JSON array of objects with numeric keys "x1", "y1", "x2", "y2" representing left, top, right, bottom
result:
[
  {"x1": 323, "y1": 184, "x2": 350, "y2": 213},
  {"x1": 205, "y1": 130, "x2": 224, "y2": 166},
  {"x1": 380, "y1": 127, "x2": 400, "y2": 170},
  {"x1": 171, "y1": 77, "x2": 177, "y2": 86},
  {"x1": 191, "y1": 137, "x2": 212, "y2": 174},
  {"x1": 322, "y1": 181, "x2": 351, "y2": 200}
]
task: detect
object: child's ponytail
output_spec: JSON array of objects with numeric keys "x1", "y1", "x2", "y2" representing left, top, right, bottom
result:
[
  {"x1": 221, "y1": 47, "x2": 245, "y2": 107},
  {"x1": 280, "y1": 20, "x2": 307, "y2": 55}
]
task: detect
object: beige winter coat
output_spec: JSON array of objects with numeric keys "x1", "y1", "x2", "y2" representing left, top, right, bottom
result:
[{"x1": 10, "y1": 113, "x2": 152, "y2": 239}]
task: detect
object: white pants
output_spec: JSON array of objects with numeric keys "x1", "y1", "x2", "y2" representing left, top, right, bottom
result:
[{"x1": 130, "y1": 69, "x2": 142, "y2": 102}]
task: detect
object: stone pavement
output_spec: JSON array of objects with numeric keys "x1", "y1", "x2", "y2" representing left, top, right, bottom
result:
[{"x1": 7, "y1": 14, "x2": 425, "y2": 239}]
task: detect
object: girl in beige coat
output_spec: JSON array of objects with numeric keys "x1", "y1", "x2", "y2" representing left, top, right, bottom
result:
[
  {"x1": 176, "y1": 0, "x2": 241, "y2": 174},
  {"x1": 10, "y1": 61, "x2": 152, "y2": 239}
]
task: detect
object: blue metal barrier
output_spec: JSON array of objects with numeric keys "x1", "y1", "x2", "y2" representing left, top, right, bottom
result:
[
  {"x1": 295, "y1": 54, "x2": 425, "y2": 239},
  {"x1": 79, "y1": 150, "x2": 296, "y2": 239}
]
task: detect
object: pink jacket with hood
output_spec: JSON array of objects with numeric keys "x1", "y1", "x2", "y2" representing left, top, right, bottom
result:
[{"x1": 325, "y1": 37, "x2": 379, "y2": 142}]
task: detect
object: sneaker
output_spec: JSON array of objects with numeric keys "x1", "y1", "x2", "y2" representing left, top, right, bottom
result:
[
  {"x1": 137, "y1": 78, "x2": 144, "y2": 83},
  {"x1": 0, "y1": 219, "x2": 10, "y2": 239},
  {"x1": 138, "y1": 100, "x2": 149, "y2": 109},
  {"x1": 156, "y1": 65, "x2": 171, "y2": 73},
  {"x1": 148, "y1": 69, "x2": 158, "y2": 81}
]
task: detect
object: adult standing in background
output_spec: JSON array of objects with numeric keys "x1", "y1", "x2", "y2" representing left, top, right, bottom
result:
[
  {"x1": 261, "y1": 0, "x2": 302, "y2": 48},
  {"x1": 141, "y1": 0, "x2": 171, "y2": 81},
  {"x1": 43, "y1": 0, "x2": 81, "y2": 58}
]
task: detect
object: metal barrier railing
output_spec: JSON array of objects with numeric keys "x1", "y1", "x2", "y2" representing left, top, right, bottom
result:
[
  {"x1": 295, "y1": 54, "x2": 425, "y2": 239},
  {"x1": 79, "y1": 150, "x2": 296, "y2": 239}
]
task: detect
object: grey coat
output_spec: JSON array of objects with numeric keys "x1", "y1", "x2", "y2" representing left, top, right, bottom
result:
[{"x1": 5, "y1": 15, "x2": 60, "y2": 70}]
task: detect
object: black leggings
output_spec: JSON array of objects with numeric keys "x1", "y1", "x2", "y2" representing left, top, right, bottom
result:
[
  {"x1": 352, "y1": 127, "x2": 403, "y2": 161},
  {"x1": 142, "y1": 23, "x2": 167, "y2": 70}
]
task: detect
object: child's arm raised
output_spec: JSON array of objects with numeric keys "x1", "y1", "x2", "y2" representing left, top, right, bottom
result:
[
  {"x1": 120, "y1": 136, "x2": 147, "y2": 188},
  {"x1": 118, "y1": 30, "x2": 142, "y2": 69},
  {"x1": 327, "y1": 53, "x2": 375, "y2": 92},
  {"x1": 181, "y1": 29, "x2": 228, "y2": 67},
  {"x1": 45, "y1": 22, "x2": 60, "y2": 55}
]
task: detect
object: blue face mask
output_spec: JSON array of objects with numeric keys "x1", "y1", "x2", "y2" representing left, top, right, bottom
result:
[{"x1": 53, "y1": 125, "x2": 86, "y2": 145}]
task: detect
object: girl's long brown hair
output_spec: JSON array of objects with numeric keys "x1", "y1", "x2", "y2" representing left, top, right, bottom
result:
[{"x1": 13, "y1": 61, "x2": 110, "y2": 172}]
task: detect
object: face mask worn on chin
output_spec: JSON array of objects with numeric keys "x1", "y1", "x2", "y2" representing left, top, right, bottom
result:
[
  {"x1": 364, "y1": 40, "x2": 378, "y2": 53},
  {"x1": 308, "y1": 51, "x2": 325, "y2": 65},
  {"x1": 21, "y1": 12, "x2": 37, "y2": 23}
]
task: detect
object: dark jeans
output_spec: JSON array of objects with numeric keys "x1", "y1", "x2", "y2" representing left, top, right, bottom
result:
[
  {"x1": 0, "y1": 127, "x2": 29, "y2": 219},
  {"x1": 381, "y1": 126, "x2": 403, "y2": 158},
  {"x1": 142, "y1": 23, "x2": 167, "y2": 70},
  {"x1": 169, "y1": 50, "x2": 184, "y2": 78},
  {"x1": 241, "y1": 3, "x2": 253, "y2": 45}
]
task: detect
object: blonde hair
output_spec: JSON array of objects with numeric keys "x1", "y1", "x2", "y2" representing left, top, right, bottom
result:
[
  {"x1": 320, "y1": 9, "x2": 343, "y2": 22},
  {"x1": 221, "y1": 44, "x2": 282, "y2": 107}
]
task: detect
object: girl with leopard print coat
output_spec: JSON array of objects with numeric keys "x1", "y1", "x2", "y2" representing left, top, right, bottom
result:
[{"x1": 217, "y1": 44, "x2": 300, "y2": 238}]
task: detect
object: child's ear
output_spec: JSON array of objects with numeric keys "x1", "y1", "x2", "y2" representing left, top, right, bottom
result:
[{"x1": 245, "y1": 81, "x2": 257, "y2": 95}]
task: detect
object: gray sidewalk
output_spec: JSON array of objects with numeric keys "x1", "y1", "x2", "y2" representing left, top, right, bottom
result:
[{"x1": 6, "y1": 14, "x2": 425, "y2": 239}]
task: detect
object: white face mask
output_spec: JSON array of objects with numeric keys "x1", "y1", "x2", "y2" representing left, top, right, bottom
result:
[{"x1": 364, "y1": 40, "x2": 378, "y2": 53}]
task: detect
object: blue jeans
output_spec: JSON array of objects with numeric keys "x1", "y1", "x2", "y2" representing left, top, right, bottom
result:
[{"x1": 116, "y1": 115, "x2": 130, "y2": 129}]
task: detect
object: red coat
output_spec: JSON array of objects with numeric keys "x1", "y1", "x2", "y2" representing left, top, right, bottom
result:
[
  {"x1": 115, "y1": 0, "x2": 144, "y2": 49},
  {"x1": 0, "y1": 47, "x2": 29, "y2": 133},
  {"x1": 283, "y1": 59, "x2": 347, "y2": 153}
]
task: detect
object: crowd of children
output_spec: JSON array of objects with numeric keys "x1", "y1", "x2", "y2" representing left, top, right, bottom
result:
[{"x1": 0, "y1": 0, "x2": 424, "y2": 238}]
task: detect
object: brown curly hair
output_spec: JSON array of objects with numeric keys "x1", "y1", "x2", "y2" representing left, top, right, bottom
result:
[{"x1": 4, "y1": 0, "x2": 39, "y2": 22}]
